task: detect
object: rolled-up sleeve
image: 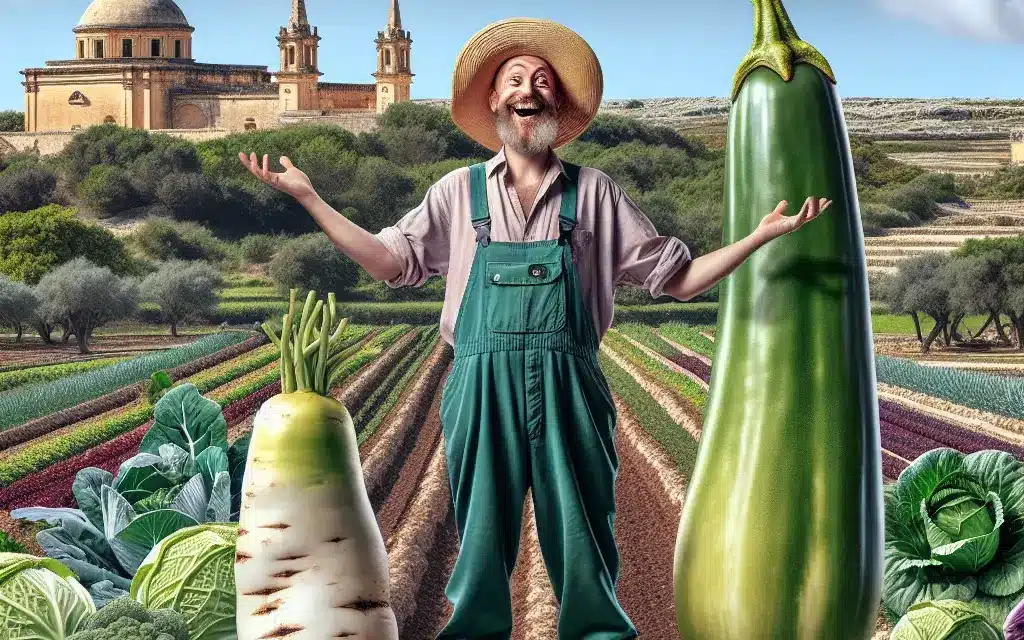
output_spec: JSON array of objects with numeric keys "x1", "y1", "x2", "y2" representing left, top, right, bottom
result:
[
  {"x1": 373, "y1": 178, "x2": 452, "y2": 288},
  {"x1": 611, "y1": 183, "x2": 692, "y2": 299}
]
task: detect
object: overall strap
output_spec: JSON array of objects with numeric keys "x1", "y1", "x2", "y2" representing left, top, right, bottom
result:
[
  {"x1": 468, "y1": 163, "x2": 491, "y2": 246},
  {"x1": 558, "y1": 161, "x2": 580, "y2": 244}
]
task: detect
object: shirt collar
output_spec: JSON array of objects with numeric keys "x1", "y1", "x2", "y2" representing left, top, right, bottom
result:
[{"x1": 485, "y1": 145, "x2": 568, "y2": 179}]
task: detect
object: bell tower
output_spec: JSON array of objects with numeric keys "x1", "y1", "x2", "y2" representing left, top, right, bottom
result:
[
  {"x1": 372, "y1": 0, "x2": 413, "y2": 114},
  {"x1": 276, "y1": 0, "x2": 321, "y2": 111}
]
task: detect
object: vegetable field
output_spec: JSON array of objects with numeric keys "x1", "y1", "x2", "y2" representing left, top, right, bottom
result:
[{"x1": 2, "y1": 321, "x2": 1022, "y2": 637}]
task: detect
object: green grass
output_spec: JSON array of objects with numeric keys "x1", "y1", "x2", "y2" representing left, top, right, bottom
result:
[
  {"x1": 218, "y1": 286, "x2": 285, "y2": 301},
  {"x1": 598, "y1": 350, "x2": 699, "y2": 478},
  {"x1": 870, "y1": 312, "x2": 1000, "y2": 336}
]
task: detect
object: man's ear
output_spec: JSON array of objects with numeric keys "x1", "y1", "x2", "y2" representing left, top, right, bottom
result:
[{"x1": 488, "y1": 89, "x2": 498, "y2": 113}]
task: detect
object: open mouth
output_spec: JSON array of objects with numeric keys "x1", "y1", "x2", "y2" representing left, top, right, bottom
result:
[{"x1": 511, "y1": 105, "x2": 543, "y2": 117}]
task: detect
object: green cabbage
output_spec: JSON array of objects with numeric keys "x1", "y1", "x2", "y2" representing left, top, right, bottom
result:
[
  {"x1": 891, "y1": 600, "x2": 1002, "y2": 639},
  {"x1": 884, "y1": 448, "x2": 1024, "y2": 628},
  {"x1": 0, "y1": 552, "x2": 96, "y2": 639},
  {"x1": 130, "y1": 523, "x2": 238, "y2": 640}
]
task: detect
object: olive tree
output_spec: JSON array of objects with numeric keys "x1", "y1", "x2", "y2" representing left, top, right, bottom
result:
[
  {"x1": 0, "y1": 275, "x2": 38, "y2": 341},
  {"x1": 884, "y1": 252, "x2": 955, "y2": 352},
  {"x1": 141, "y1": 260, "x2": 223, "y2": 336},
  {"x1": 35, "y1": 257, "x2": 139, "y2": 353}
]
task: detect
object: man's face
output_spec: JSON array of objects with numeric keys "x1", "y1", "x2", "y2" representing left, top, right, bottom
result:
[{"x1": 489, "y1": 55, "x2": 561, "y2": 156}]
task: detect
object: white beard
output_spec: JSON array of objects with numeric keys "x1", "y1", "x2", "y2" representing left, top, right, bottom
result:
[{"x1": 494, "y1": 106, "x2": 559, "y2": 156}]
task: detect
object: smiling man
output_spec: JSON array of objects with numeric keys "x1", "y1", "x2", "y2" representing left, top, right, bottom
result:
[{"x1": 239, "y1": 17, "x2": 829, "y2": 639}]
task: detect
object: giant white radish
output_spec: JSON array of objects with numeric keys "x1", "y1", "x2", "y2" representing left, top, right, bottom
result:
[{"x1": 235, "y1": 288, "x2": 398, "y2": 639}]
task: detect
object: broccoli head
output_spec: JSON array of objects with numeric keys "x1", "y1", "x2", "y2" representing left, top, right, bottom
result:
[{"x1": 67, "y1": 597, "x2": 189, "y2": 640}]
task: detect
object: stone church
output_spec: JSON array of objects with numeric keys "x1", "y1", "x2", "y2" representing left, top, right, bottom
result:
[{"x1": 19, "y1": 0, "x2": 413, "y2": 134}]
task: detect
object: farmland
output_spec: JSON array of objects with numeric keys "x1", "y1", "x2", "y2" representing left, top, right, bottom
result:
[{"x1": 3, "y1": 313, "x2": 1023, "y2": 637}]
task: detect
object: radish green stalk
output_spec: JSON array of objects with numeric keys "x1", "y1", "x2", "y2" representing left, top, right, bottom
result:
[{"x1": 237, "y1": 287, "x2": 398, "y2": 639}]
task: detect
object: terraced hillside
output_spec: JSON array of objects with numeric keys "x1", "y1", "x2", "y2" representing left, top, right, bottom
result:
[
  {"x1": 865, "y1": 217, "x2": 1023, "y2": 275},
  {"x1": 3, "y1": 320, "x2": 1024, "y2": 637}
]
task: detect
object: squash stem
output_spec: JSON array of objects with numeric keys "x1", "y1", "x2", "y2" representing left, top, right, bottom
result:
[{"x1": 730, "y1": 0, "x2": 836, "y2": 101}]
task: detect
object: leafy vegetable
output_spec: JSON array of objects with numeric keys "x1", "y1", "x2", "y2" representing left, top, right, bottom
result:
[
  {"x1": 11, "y1": 384, "x2": 237, "y2": 606},
  {"x1": 891, "y1": 600, "x2": 1002, "y2": 639},
  {"x1": 0, "y1": 552, "x2": 96, "y2": 639},
  {"x1": 884, "y1": 448, "x2": 1024, "y2": 628},
  {"x1": 1007, "y1": 597, "x2": 1024, "y2": 640},
  {"x1": 131, "y1": 523, "x2": 239, "y2": 640},
  {"x1": 67, "y1": 596, "x2": 189, "y2": 640},
  {"x1": 145, "y1": 371, "x2": 173, "y2": 405}
]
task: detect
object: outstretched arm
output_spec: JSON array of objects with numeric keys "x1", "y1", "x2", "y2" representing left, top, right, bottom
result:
[
  {"x1": 239, "y1": 153, "x2": 402, "y2": 282},
  {"x1": 662, "y1": 197, "x2": 830, "y2": 301}
]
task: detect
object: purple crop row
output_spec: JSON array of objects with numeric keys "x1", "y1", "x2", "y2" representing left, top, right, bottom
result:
[
  {"x1": 0, "y1": 334, "x2": 266, "y2": 451},
  {"x1": 882, "y1": 451, "x2": 907, "y2": 480},
  {"x1": 222, "y1": 380, "x2": 279, "y2": 424},
  {"x1": 655, "y1": 336, "x2": 1024, "y2": 482},
  {"x1": 0, "y1": 421, "x2": 151, "y2": 509},
  {"x1": 879, "y1": 400, "x2": 1024, "y2": 460}
]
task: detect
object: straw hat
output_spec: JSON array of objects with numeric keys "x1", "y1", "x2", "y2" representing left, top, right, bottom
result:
[{"x1": 451, "y1": 18, "x2": 603, "y2": 152}]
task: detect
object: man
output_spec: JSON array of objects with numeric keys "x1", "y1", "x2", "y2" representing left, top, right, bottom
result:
[{"x1": 240, "y1": 17, "x2": 829, "y2": 639}]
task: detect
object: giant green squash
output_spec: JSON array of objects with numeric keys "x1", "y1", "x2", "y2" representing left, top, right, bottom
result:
[{"x1": 671, "y1": 0, "x2": 883, "y2": 637}]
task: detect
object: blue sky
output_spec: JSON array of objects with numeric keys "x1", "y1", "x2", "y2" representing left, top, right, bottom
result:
[{"x1": 1, "y1": 0, "x2": 1022, "y2": 111}]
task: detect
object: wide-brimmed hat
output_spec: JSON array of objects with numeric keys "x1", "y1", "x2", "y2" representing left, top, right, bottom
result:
[{"x1": 451, "y1": 18, "x2": 603, "y2": 152}]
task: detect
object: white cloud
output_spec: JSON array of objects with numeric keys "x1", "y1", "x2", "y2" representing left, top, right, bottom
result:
[{"x1": 876, "y1": 0, "x2": 1024, "y2": 42}]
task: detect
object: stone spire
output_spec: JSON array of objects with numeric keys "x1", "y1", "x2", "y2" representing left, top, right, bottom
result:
[
  {"x1": 290, "y1": 0, "x2": 309, "y2": 32},
  {"x1": 387, "y1": 0, "x2": 401, "y2": 30}
]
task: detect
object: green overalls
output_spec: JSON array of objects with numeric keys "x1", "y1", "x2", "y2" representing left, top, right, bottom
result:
[{"x1": 436, "y1": 161, "x2": 638, "y2": 640}]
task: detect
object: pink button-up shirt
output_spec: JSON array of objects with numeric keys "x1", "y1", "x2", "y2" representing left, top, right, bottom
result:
[{"x1": 373, "y1": 146, "x2": 692, "y2": 347}]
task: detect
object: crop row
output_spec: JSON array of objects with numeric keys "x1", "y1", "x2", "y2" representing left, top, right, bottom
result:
[
  {"x1": 658, "y1": 323, "x2": 716, "y2": 359},
  {"x1": 354, "y1": 327, "x2": 440, "y2": 445},
  {"x1": 646, "y1": 322, "x2": 1024, "y2": 479},
  {"x1": 875, "y1": 354, "x2": 1024, "y2": 421},
  {"x1": 597, "y1": 349, "x2": 699, "y2": 477},
  {"x1": 603, "y1": 329, "x2": 708, "y2": 414},
  {"x1": 0, "y1": 325, "x2": 407, "y2": 507},
  {"x1": 0, "y1": 325, "x2": 377, "y2": 486},
  {"x1": 615, "y1": 323, "x2": 712, "y2": 382},
  {"x1": 0, "y1": 331, "x2": 252, "y2": 430},
  {"x1": 0, "y1": 333, "x2": 270, "y2": 451},
  {"x1": 0, "y1": 357, "x2": 131, "y2": 393}
]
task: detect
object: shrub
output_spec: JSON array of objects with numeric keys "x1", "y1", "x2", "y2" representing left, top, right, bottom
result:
[
  {"x1": 267, "y1": 232, "x2": 361, "y2": 295},
  {"x1": 861, "y1": 201, "x2": 922, "y2": 228},
  {"x1": 0, "y1": 204, "x2": 135, "y2": 284},
  {"x1": 0, "y1": 110, "x2": 24, "y2": 132},
  {"x1": 378, "y1": 124, "x2": 448, "y2": 165},
  {"x1": 140, "y1": 260, "x2": 224, "y2": 335},
  {"x1": 130, "y1": 218, "x2": 230, "y2": 263},
  {"x1": 237, "y1": 234, "x2": 280, "y2": 264},
  {"x1": 156, "y1": 171, "x2": 221, "y2": 221},
  {"x1": 577, "y1": 113, "x2": 702, "y2": 153},
  {"x1": 75, "y1": 164, "x2": 140, "y2": 216},
  {"x1": 0, "y1": 165, "x2": 57, "y2": 214}
]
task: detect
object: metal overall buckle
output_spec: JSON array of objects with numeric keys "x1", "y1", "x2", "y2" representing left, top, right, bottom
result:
[
  {"x1": 558, "y1": 216, "x2": 574, "y2": 246},
  {"x1": 474, "y1": 221, "x2": 491, "y2": 247}
]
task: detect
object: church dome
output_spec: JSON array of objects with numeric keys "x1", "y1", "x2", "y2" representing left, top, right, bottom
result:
[{"x1": 75, "y1": 0, "x2": 193, "y2": 30}]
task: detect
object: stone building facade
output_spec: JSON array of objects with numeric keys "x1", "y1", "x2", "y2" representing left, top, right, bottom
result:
[{"x1": 17, "y1": 0, "x2": 413, "y2": 136}]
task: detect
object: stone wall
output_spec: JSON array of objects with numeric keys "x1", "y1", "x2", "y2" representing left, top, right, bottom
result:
[
  {"x1": 0, "y1": 127, "x2": 231, "y2": 155},
  {"x1": 168, "y1": 92, "x2": 280, "y2": 131}
]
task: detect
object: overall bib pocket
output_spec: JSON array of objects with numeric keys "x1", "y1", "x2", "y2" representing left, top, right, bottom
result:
[{"x1": 484, "y1": 259, "x2": 566, "y2": 333}]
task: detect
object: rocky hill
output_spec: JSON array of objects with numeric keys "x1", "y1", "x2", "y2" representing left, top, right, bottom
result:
[{"x1": 416, "y1": 97, "x2": 1024, "y2": 140}]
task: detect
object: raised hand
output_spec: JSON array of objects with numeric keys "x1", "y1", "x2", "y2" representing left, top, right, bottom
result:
[
  {"x1": 757, "y1": 196, "x2": 831, "y2": 241},
  {"x1": 238, "y1": 152, "x2": 316, "y2": 201}
]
